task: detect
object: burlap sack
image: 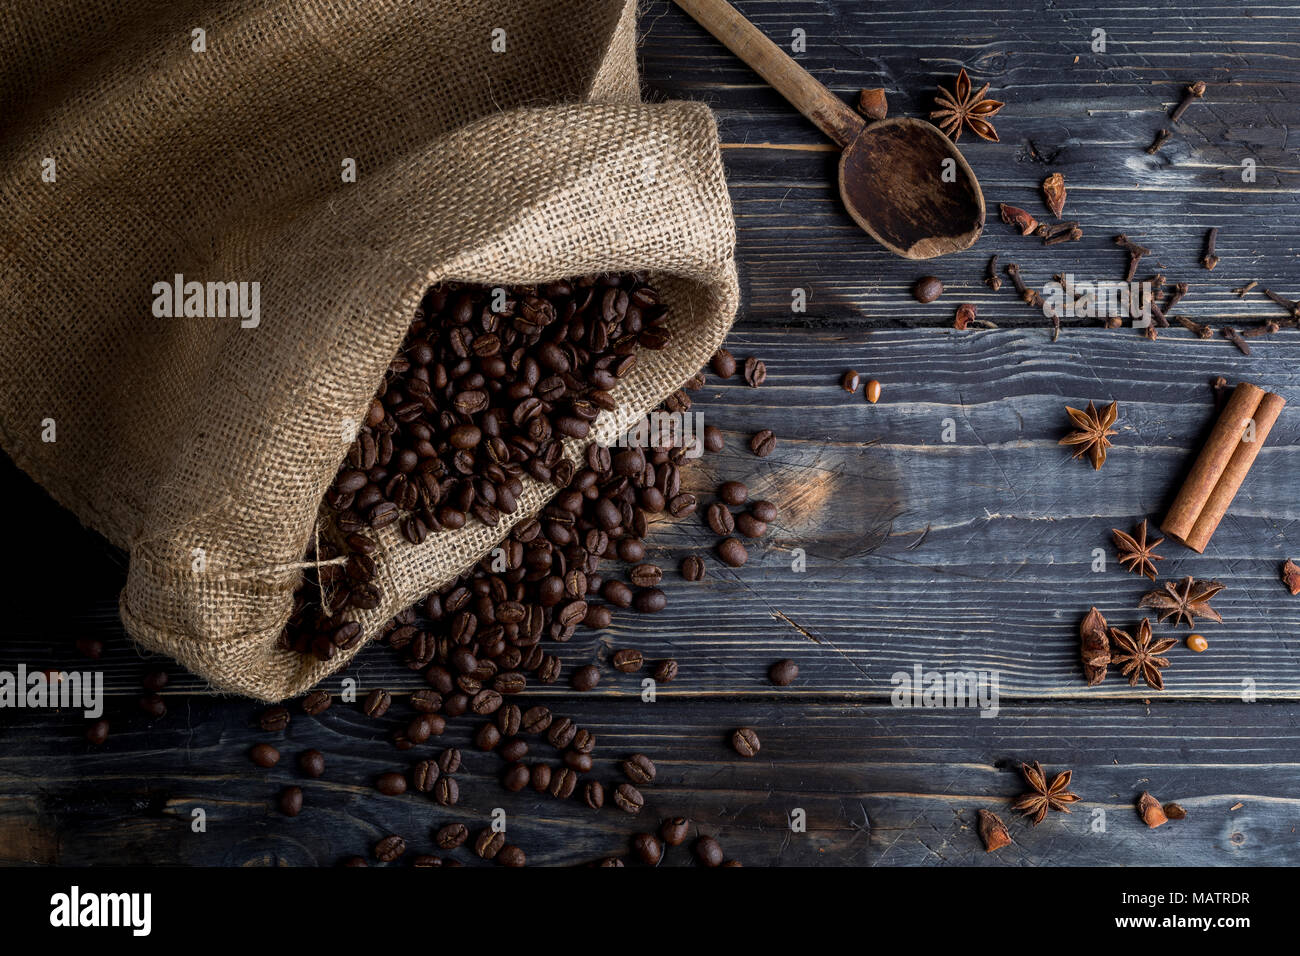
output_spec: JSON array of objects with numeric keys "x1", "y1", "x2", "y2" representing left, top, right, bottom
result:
[{"x1": 0, "y1": 0, "x2": 738, "y2": 700}]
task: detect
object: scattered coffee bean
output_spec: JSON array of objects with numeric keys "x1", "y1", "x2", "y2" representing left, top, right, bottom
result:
[
  {"x1": 298, "y1": 749, "x2": 326, "y2": 778},
  {"x1": 718, "y1": 480, "x2": 748, "y2": 506},
  {"x1": 653, "y1": 659, "x2": 678, "y2": 683},
  {"x1": 501, "y1": 737, "x2": 529, "y2": 763},
  {"x1": 411, "y1": 855, "x2": 441, "y2": 867},
  {"x1": 622, "y1": 753, "x2": 656, "y2": 784},
  {"x1": 631, "y1": 833, "x2": 663, "y2": 865},
  {"x1": 751, "y1": 499, "x2": 778, "y2": 523},
  {"x1": 496, "y1": 844, "x2": 526, "y2": 867},
  {"x1": 705, "y1": 501, "x2": 735, "y2": 536},
  {"x1": 475, "y1": 722, "x2": 502, "y2": 751},
  {"x1": 530, "y1": 764, "x2": 552, "y2": 793},
  {"x1": 250, "y1": 743, "x2": 280, "y2": 768},
  {"x1": 550, "y1": 767, "x2": 578, "y2": 799},
  {"x1": 279, "y1": 786, "x2": 303, "y2": 817},
  {"x1": 433, "y1": 776, "x2": 459, "y2": 806},
  {"x1": 703, "y1": 425, "x2": 724, "y2": 452},
  {"x1": 522, "y1": 706, "x2": 552, "y2": 735},
  {"x1": 695, "y1": 835, "x2": 725, "y2": 867},
  {"x1": 583, "y1": 780, "x2": 605, "y2": 809},
  {"x1": 613, "y1": 783, "x2": 644, "y2": 814},
  {"x1": 711, "y1": 348, "x2": 736, "y2": 378},
  {"x1": 633, "y1": 587, "x2": 667, "y2": 613},
  {"x1": 301, "y1": 689, "x2": 331, "y2": 715},
  {"x1": 743, "y1": 356, "x2": 767, "y2": 387},
  {"x1": 363, "y1": 688, "x2": 391, "y2": 718},
  {"x1": 768, "y1": 659, "x2": 799, "y2": 686},
  {"x1": 435, "y1": 823, "x2": 468, "y2": 849},
  {"x1": 731, "y1": 727, "x2": 761, "y2": 757},
  {"x1": 436, "y1": 747, "x2": 462, "y2": 774},
  {"x1": 749, "y1": 429, "x2": 776, "y2": 457},
  {"x1": 629, "y1": 563, "x2": 663, "y2": 587},
  {"x1": 374, "y1": 835, "x2": 406, "y2": 862},
  {"x1": 681, "y1": 554, "x2": 705, "y2": 580},
  {"x1": 139, "y1": 694, "x2": 166, "y2": 718},
  {"x1": 735, "y1": 512, "x2": 767, "y2": 538},
  {"x1": 660, "y1": 817, "x2": 690, "y2": 846},
  {"x1": 571, "y1": 665, "x2": 600, "y2": 691},
  {"x1": 612, "y1": 649, "x2": 644, "y2": 673},
  {"x1": 502, "y1": 762, "x2": 530, "y2": 792},
  {"x1": 410, "y1": 689, "x2": 443, "y2": 713},
  {"x1": 85, "y1": 719, "x2": 110, "y2": 746},
  {"x1": 376, "y1": 771, "x2": 407, "y2": 796},
  {"x1": 717, "y1": 537, "x2": 748, "y2": 567},
  {"x1": 142, "y1": 670, "x2": 168, "y2": 692},
  {"x1": 411, "y1": 759, "x2": 439, "y2": 792}
]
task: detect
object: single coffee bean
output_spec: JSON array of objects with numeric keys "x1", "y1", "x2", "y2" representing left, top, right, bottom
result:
[
  {"x1": 433, "y1": 776, "x2": 459, "y2": 806},
  {"x1": 711, "y1": 348, "x2": 736, "y2": 378},
  {"x1": 436, "y1": 747, "x2": 462, "y2": 774},
  {"x1": 298, "y1": 749, "x2": 325, "y2": 778},
  {"x1": 85, "y1": 719, "x2": 110, "y2": 746},
  {"x1": 653, "y1": 659, "x2": 678, "y2": 683},
  {"x1": 717, "y1": 480, "x2": 748, "y2": 506},
  {"x1": 660, "y1": 817, "x2": 690, "y2": 846},
  {"x1": 410, "y1": 689, "x2": 443, "y2": 713},
  {"x1": 913, "y1": 275, "x2": 944, "y2": 303},
  {"x1": 502, "y1": 762, "x2": 530, "y2": 792},
  {"x1": 435, "y1": 823, "x2": 469, "y2": 849},
  {"x1": 612, "y1": 649, "x2": 644, "y2": 673},
  {"x1": 717, "y1": 537, "x2": 748, "y2": 567},
  {"x1": 342, "y1": 856, "x2": 367, "y2": 867},
  {"x1": 571, "y1": 664, "x2": 600, "y2": 691},
  {"x1": 410, "y1": 855, "x2": 441, "y2": 867},
  {"x1": 501, "y1": 737, "x2": 529, "y2": 763},
  {"x1": 301, "y1": 689, "x2": 331, "y2": 715},
  {"x1": 496, "y1": 844, "x2": 526, "y2": 867},
  {"x1": 475, "y1": 722, "x2": 502, "y2": 751},
  {"x1": 279, "y1": 786, "x2": 303, "y2": 817},
  {"x1": 735, "y1": 512, "x2": 767, "y2": 538},
  {"x1": 548, "y1": 716, "x2": 577, "y2": 748},
  {"x1": 743, "y1": 356, "x2": 766, "y2": 387},
  {"x1": 583, "y1": 780, "x2": 605, "y2": 809},
  {"x1": 768, "y1": 659, "x2": 799, "y2": 686},
  {"x1": 613, "y1": 783, "x2": 644, "y2": 814},
  {"x1": 564, "y1": 750, "x2": 593, "y2": 773},
  {"x1": 374, "y1": 835, "x2": 406, "y2": 862},
  {"x1": 622, "y1": 753, "x2": 656, "y2": 784},
  {"x1": 530, "y1": 764, "x2": 552, "y2": 792},
  {"x1": 694, "y1": 835, "x2": 725, "y2": 867},
  {"x1": 407, "y1": 714, "x2": 436, "y2": 743},
  {"x1": 376, "y1": 771, "x2": 407, "y2": 796},
  {"x1": 411, "y1": 759, "x2": 439, "y2": 792},
  {"x1": 550, "y1": 767, "x2": 578, "y2": 799},
  {"x1": 522, "y1": 705, "x2": 552, "y2": 734},
  {"x1": 629, "y1": 563, "x2": 663, "y2": 587},
  {"x1": 751, "y1": 499, "x2": 778, "y2": 523},
  {"x1": 731, "y1": 727, "x2": 761, "y2": 757},
  {"x1": 633, "y1": 587, "x2": 666, "y2": 613},
  {"x1": 139, "y1": 694, "x2": 166, "y2": 718},
  {"x1": 250, "y1": 743, "x2": 280, "y2": 767},
  {"x1": 681, "y1": 555, "x2": 705, "y2": 581},
  {"x1": 667, "y1": 492, "x2": 697, "y2": 518},
  {"x1": 705, "y1": 502, "x2": 734, "y2": 536},
  {"x1": 471, "y1": 689, "x2": 503, "y2": 715},
  {"x1": 496, "y1": 703, "x2": 522, "y2": 736},
  {"x1": 363, "y1": 688, "x2": 391, "y2": 718},
  {"x1": 841, "y1": 369, "x2": 860, "y2": 393},
  {"x1": 632, "y1": 833, "x2": 663, "y2": 865},
  {"x1": 703, "y1": 424, "x2": 725, "y2": 452},
  {"x1": 141, "y1": 670, "x2": 168, "y2": 692},
  {"x1": 603, "y1": 580, "x2": 634, "y2": 608},
  {"x1": 749, "y1": 429, "x2": 776, "y2": 457}
]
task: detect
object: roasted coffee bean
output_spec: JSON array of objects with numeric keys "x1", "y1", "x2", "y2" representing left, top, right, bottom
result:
[
  {"x1": 376, "y1": 771, "x2": 408, "y2": 796},
  {"x1": 301, "y1": 689, "x2": 332, "y2": 715},
  {"x1": 435, "y1": 823, "x2": 469, "y2": 849},
  {"x1": 433, "y1": 776, "x2": 459, "y2": 806},
  {"x1": 564, "y1": 750, "x2": 593, "y2": 773},
  {"x1": 705, "y1": 502, "x2": 734, "y2": 536},
  {"x1": 363, "y1": 688, "x2": 392, "y2": 718},
  {"x1": 502, "y1": 762, "x2": 530, "y2": 792},
  {"x1": 410, "y1": 689, "x2": 443, "y2": 713},
  {"x1": 475, "y1": 722, "x2": 502, "y2": 751},
  {"x1": 629, "y1": 563, "x2": 663, "y2": 587},
  {"x1": 250, "y1": 743, "x2": 280, "y2": 767},
  {"x1": 613, "y1": 783, "x2": 644, "y2": 814},
  {"x1": 584, "y1": 604, "x2": 613, "y2": 629},
  {"x1": 493, "y1": 671, "x2": 527, "y2": 695},
  {"x1": 703, "y1": 424, "x2": 724, "y2": 452},
  {"x1": 139, "y1": 694, "x2": 166, "y2": 718},
  {"x1": 407, "y1": 714, "x2": 438, "y2": 743},
  {"x1": 374, "y1": 835, "x2": 406, "y2": 862},
  {"x1": 142, "y1": 670, "x2": 168, "y2": 692},
  {"x1": 751, "y1": 499, "x2": 778, "y2": 523},
  {"x1": 410, "y1": 855, "x2": 442, "y2": 867},
  {"x1": 471, "y1": 689, "x2": 503, "y2": 715},
  {"x1": 743, "y1": 356, "x2": 766, "y2": 387},
  {"x1": 298, "y1": 749, "x2": 326, "y2": 778},
  {"x1": 681, "y1": 555, "x2": 705, "y2": 581},
  {"x1": 496, "y1": 703, "x2": 522, "y2": 736},
  {"x1": 660, "y1": 817, "x2": 690, "y2": 846},
  {"x1": 279, "y1": 786, "x2": 304, "y2": 817},
  {"x1": 496, "y1": 844, "x2": 526, "y2": 867},
  {"x1": 731, "y1": 727, "x2": 761, "y2": 757},
  {"x1": 716, "y1": 537, "x2": 748, "y2": 567},
  {"x1": 436, "y1": 747, "x2": 462, "y2": 774},
  {"x1": 550, "y1": 767, "x2": 578, "y2": 799},
  {"x1": 749, "y1": 429, "x2": 776, "y2": 457},
  {"x1": 602, "y1": 579, "x2": 634, "y2": 608},
  {"x1": 711, "y1": 348, "x2": 736, "y2": 378},
  {"x1": 342, "y1": 856, "x2": 368, "y2": 867},
  {"x1": 913, "y1": 275, "x2": 944, "y2": 303},
  {"x1": 694, "y1": 835, "x2": 724, "y2": 867},
  {"x1": 652, "y1": 659, "x2": 678, "y2": 683},
  {"x1": 443, "y1": 692, "x2": 470, "y2": 717},
  {"x1": 667, "y1": 493, "x2": 697, "y2": 518},
  {"x1": 530, "y1": 764, "x2": 553, "y2": 792},
  {"x1": 717, "y1": 480, "x2": 748, "y2": 506},
  {"x1": 571, "y1": 665, "x2": 600, "y2": 691},
  {"x1": 612, "y1": 649, "x2": 644, "y2": 673},
  {"x1": 411, "y1": 759, "x2": 439, "y2": 792},
  {"x1": 522, "y1": 705, "x2": 553, "y2": 734},
  {"x1": 501, "y1": 737, "x2": 529, "y2": 763},
  {"x1": 768, "y1": 659, "x2": 799, "y2": 686},
  {"x1": 735, "y1": 512, "x2": 767, "y2": 538},
  {"x1": 633, "y1": 588, "x2": 666, "y2": 613},
  {"x1": 631, "y1": 833, "x2": 663, "y2": 865},
  {"x1": 85, "y1": 719, "x2": 110, "y2": 746},
  {"x1": 622, "y1": 753, "x2": 656, "y2": 784}
]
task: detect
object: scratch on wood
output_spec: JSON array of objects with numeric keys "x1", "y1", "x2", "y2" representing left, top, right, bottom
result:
[{"x1": 771, "y1": 607, "x2": 823, "y2": 644}]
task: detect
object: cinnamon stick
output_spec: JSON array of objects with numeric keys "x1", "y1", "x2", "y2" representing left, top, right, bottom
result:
[{"x1": 1161, "y1": 382, "x2": 1286, "y2": 552}]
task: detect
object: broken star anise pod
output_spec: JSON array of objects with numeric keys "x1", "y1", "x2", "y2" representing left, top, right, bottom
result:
[
  {"x1": 1079, "y1": 606, "x2": 1110, "y2": 686},
  {"x1": 1109, "y1": 618, "x2": 1177, "y2": 690},
  {"x1": 1059, "y1": 400, "x2": 1118, "y2": 470},
  {"x1": 930, "y1": 68, "x2": 1004, "y2": 142},
  {"x1": 1139, "y1": 575, "x2": 1224, "y2": 628},
  {"x1": 1112, "y1": 519, "x2": 1165, "y2": 580},
  {"x1": 1012, "y1": 761, "x2": 1079, "y2": 825}
]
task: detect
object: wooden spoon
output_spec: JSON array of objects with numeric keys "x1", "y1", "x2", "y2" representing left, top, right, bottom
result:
[{"x1": 674, "y1": 0, "x2": 985, "y2": 259}]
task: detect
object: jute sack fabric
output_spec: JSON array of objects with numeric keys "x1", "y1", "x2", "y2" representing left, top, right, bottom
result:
[{"x1": 0, "y1": 0, "x2": 738, "y2": 700}]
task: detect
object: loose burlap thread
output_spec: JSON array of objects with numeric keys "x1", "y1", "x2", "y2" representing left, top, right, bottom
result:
[{"x1": 0, "y1": 0, "x2": 739, "y2": 700}]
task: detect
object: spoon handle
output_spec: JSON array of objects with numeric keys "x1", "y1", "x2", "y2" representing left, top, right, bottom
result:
[{"x1": 673, "y1": 0, "x2": 865, "y2": 148}]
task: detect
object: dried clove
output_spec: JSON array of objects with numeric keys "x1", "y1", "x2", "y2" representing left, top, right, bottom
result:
[
  {"x1": 1173, "y1": 314, "x2": 1212, "y2": 339},
  {"x1": 985, "y1": 254, "x2": 1002, "y2": 291},
  {"x1": 1145, "y1": 129, "x2": 1173, "y2": 155},
  {"x1": 1170, "y1": 80, "x2": 1207, "y2": 122},
  {"x1": 1115, "y1": 234, "x2": 1150, "y2": 282},
  {"x1": 1004, "y1": 262, "x2": 1043, "y2": 307},
  {"x1": 1232, "y1": 281, "x2": 1257, "y2": 297},
  {"x1": 1263, "y1": 289, "x2": 1300, "y2": 318},
  {"x1": 1044, "y1": 226, "x2": 1083, "y2": 246},
  {"x1": 1221, "y1": 326, "x2": 1251, "y2": 355},
  {"x1": 1201, "y1": 227, "x2": 1220, "y2": 270},
  {"x1": 1239, "y1": 321, "x2": 1280, "y2": 339},
  {"x1": 1164, "y1": 282, "x2": 1188, "y2": 313},
  {"x1": 999, "y1": 203, "x2": 1039, "y2": 236},
  {"x1": 1210, "y1": 375, "x2": 1230, "y2": 410}
]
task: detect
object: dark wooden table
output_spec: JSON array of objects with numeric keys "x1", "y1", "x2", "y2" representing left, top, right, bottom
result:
[{"x1": 3, "y1": 0, "x2": 1299, "y2": 867}]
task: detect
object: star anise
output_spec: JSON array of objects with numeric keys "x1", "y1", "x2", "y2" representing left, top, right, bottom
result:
[
  {"x1": 930, "y1": 69, "x2": 1004, "y2": 142},
  {"x1": 1139, "y1": 575, "x2": 1224, "y2": 628},
  {"x1": 1112, "y1": 519, "x2": 1165, "y2": 580},
  {"x1": 1059, "y1": 400, "x2": 1118, "y2": 470},
  {"x1": 1079, "y1": 606, "x2": 1110, "y2": 686},
  {"x1": 1109, "y1": 618, "x2": 1177, "y2": 690},
  {"x1": 1011, "y1": 761, "x2": 1079, "y2": 825}
]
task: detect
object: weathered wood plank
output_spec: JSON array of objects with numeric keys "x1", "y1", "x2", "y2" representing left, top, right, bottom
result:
[{"x1": 0, "y1": 699, "x2": 1294, "y2": 865}]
